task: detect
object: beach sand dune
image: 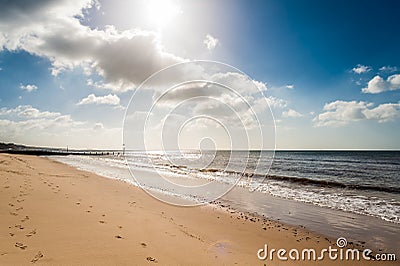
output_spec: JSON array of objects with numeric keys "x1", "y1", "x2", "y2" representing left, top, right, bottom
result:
[{"x1": 0, "y1": 154, "x2": 395, "y2": 265}]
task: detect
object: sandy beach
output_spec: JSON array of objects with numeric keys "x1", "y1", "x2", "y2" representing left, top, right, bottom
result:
[{"x1": 0, "y1": 153, "x2": 396, "y2": 265}]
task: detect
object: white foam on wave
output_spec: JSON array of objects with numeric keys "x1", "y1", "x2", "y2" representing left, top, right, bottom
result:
[
  {"x1": 252, "y1": 181, "x2": 400, "y2": 224},
  {"x1": 49, "y1": 154, "x2": 400, "y2": 224}
]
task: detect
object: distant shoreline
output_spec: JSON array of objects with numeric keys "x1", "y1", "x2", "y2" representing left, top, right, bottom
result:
[
  {"x1": 0, "y1": 149, "x2": 123, "y2": 156},
  {"x1": 2, "y1": 141, "x2": 400, "y2": 153}
]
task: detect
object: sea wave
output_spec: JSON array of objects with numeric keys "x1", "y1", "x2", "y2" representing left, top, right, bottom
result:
[{"x1": 49, "y1": 153, "x2": 400, "y2": 224}]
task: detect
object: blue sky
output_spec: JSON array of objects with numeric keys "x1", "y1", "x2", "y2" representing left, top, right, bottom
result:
[{"x1": 0, "y1": 0, "x2": 399, "y2": 149}]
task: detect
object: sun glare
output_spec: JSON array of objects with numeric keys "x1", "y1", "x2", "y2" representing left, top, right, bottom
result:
[{"x1": 146, "y1": 0, "x2": 181, "y2": 28}]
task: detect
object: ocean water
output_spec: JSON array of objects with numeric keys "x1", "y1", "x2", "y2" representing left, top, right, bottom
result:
[{"x1": 51, "y1": 150, "x2": 400, "y2": 224}]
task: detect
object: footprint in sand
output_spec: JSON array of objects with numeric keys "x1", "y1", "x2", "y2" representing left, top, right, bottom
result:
[
  {"x1": 165, "y1": 232, "x2": 176, "y2": 237},
  {"x1": 146, "y1": 256, "x2": 157, "y2": 263},
  {"x1": 9, "y1": 212, "x2": 18, "y2": 216},
  {"x1": 16, "y1": 207, "x2": 23, "y2": 211},
  {"x1": 141, "y1": 242, "x2": 147, "y2": 247},
  {"x1": 26, "y1": 229, "x2": 37, "y2": 237},
  {"x1": 99, "y1": 220, "x2": 106, "y2": 224},
  {"x1": 9, "y1": 232, "x2": 14, "y2": 237},
  {"x1": 15, "y1": 224, "x2": 24, "y2": 230},
  {"x1": 21, "y1": 216, "x2": 29, "y2": 222},
  {"x1": 15, "y1": 242, "x2": 27, "y2": 250},
  {"x1": 115, "y1": 235, "x2": 123, "y2": 239},
  {"x1": 31, "y1": 251, "x2": 43, "y2": 263}
]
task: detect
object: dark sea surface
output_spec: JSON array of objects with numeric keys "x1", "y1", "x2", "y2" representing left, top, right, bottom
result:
[{"x1": 124, "y1": 150, "x2": 400, "y2": 223}]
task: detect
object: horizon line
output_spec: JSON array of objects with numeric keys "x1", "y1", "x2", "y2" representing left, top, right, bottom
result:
[{"x1": 2, "y1": 142, "x2": 400, "y2": 152}]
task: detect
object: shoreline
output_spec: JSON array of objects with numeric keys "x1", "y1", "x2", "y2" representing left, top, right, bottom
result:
[
  {"x1": 0, "y1": 154, "x2": 397, "y2": 265},
  {"x1": 51, "y1": 153, "x2": 400, "y2": 256},
  {"x1": 220, "y1": 185, "x2": 400, "y2": 256}
]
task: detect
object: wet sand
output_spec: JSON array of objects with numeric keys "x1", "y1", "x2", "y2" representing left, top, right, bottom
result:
[
  {"x1": 0, "y1": 154, "x2": 396, "y2": 265},
  {"x1": 221, "y1": 185, "x2": 400, "y2": 256}
]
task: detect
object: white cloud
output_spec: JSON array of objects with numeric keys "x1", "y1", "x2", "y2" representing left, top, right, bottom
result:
[
  {"x1": 282, "y1": 109, "x2": 302, "y2": 118},
  {"x1": 313, "y1": 100, "x2": 400, "y2": 127},
  {"x1": 363, "y1": 102, "x2": 400, "y2": 122},
  {"x1": 93, "y1": 122, "x2": 104, "y2": 131},
  {"x1": 86, "y1": 78, "x2": 126, "y2": 91},
  {"x1": 0, "y1": 105, "x2": 60, "y2": 119},
  {"x1": 154, "y1": 72, "x2": 269, "y2": 110},
  {"x1": 19, "y1": 84, "x2": 38, "y2": 92},
  {"x1": 362, "y1": 74, "x2": 400, "y2": 94},
  {"x1": 379, "y1": 66, "x2": 398, "y2": 73},
  {"x1": 285, "y1": 84, "x2": 294, "y2": 89},
  {"x1": 77, "y1": 93, "x2": 120, "y2": 106},
  {"x1": 0, "y1": 105, "x2": 120, "y2": 149},
  {"x1": 158, "y1": 70, "x2": 279, "y2": 136},
  {"x1": 0, "y1": 1, "x2": 279, "y2": 149},
  {"x1": 265, "y1": 96, "x2": 287, "y2": 109},
  {"x1": 362, "y1": 76, "x2": 386, "y2": 94},
  {"x1": 0, "y1": 0, "x2": 270, "y2": 97},
  {"x1": 0, "y1": 105, "x2": 81, "y2": 130},
  {"x1": 388, "y1": 74, "x2": 400, "y2": 88},
  {"x1": 0, "y1": 0, "x2": 184, "y2": 92},
  {"x1": 151, "y1": 82, "x2": 269, "y2": 129},
  {"x1": 352, "y1": 64, "x2": 371, "y2": 74},
  {"x1": 204, "y1": 34, "x2": 219, "y2": 50},
  {"x1": 210, "y1": 72, "x2": 267, "y2": 93}
]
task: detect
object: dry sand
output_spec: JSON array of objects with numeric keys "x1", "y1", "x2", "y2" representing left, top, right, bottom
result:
[{"x1": 0, "y1": 154, "x2": 396, "y2": 265}]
